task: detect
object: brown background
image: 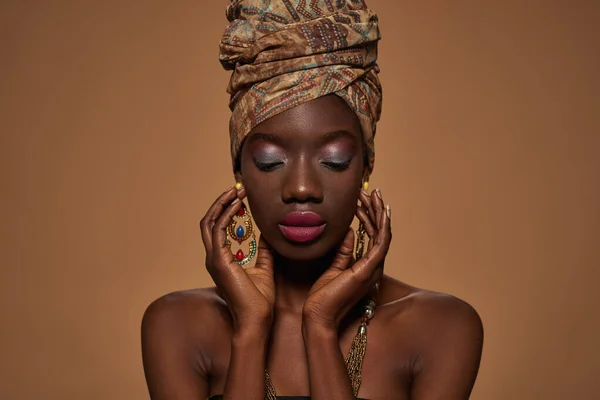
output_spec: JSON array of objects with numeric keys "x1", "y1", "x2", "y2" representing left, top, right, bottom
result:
[{"x1": 1, "y1": 1, "x2": 599, "y2": 399}]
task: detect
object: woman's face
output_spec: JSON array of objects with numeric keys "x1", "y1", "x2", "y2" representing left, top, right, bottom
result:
[{"x1": 238, "y1": 95, "x2": 366, "y2": 261}]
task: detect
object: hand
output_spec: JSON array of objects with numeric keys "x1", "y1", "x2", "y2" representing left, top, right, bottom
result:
[
  {"x1": 200, "y1": 186, "x2": 276, "y2": 333},
  {"x1": 302, "y1": 189, "x2": 392, "y2": 330}
]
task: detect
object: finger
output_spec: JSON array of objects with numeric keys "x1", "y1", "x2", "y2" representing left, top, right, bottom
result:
[
  {"x1": 236, "y1": 185, "x2": 247, "y2": 200},
  {"x1": 329, "y1": 228, "x2": 355, "y2": 272},
  {"x1": 359, "y1": 189, "x2": 376, "y2": 219},
  {"x1": 374, "y1": 204, "x2": 392, "y2": 277},
  {"x1": 352, "y1": 205, "x2": 391, "y2": 280},
  {"x1": 254, "y1": 235, "x2": 274, "y2": 274},
  {"x1": 382, "y1": 204, "x2": 392, "y2": 252},
  {"x1": 357, "y1": 196, "x2": 378, "y2": 250},
  {"x1": 200, "y1": 186, "x2": 238, "y2": 253},
  {"x1": 356, "y1": 207, "x2": 375, "y2": 239},
  {"x1": 375, "y1": 203, "x2": 391, "y2": 247},
  {"x1": 356, "y1": 206, "x2": 375, "y2": 237},
  {"x1": 371, "y1": 188, "x2": 384, "y2": 230}
]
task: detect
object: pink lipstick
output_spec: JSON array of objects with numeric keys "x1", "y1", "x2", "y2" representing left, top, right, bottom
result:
[{"x1": 279, "y1": 211, "x2": 326, "y2": 243}]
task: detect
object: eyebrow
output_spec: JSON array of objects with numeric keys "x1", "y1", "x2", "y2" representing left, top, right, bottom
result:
[
  {"x1": 247, "y1": 130, "x2": 358, "y2": 145},
  {"x1": 246, "y1": 133, "x2": 281, "y2": 144},
  {"x1": 322, "y1": 130, "x2": 359, "y2": 142}
]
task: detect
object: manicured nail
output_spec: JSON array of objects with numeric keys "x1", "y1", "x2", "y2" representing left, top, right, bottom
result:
[
  {"x1": 232, "y1": 198, "x2": 240, "y2": 204},
  {"x1": 376, "y1": 188, "x2": 382, "y2": 199},
  {"x1": 385, "y1": 204, "x2": 391, "y2": 218}
]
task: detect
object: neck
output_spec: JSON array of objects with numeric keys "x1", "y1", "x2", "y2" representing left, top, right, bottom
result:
[{"x1": 272, "y1": 250, "x2": 336, "y2": 314}]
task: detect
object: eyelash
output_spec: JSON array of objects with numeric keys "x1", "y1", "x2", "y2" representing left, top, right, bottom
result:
[
  {"x1": 254, "y1": 160, "x2": 284, "y2": 172},
  {"x1": 253, "y1": 159, "x2": 352, "y2": 172},
  {"x1": 322, "y1": 159, "x2": 352, "y2": 171}
]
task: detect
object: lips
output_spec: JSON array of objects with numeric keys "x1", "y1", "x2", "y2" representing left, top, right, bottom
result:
[{"x1": 279, "y1": 211, "x2": 326, "y2": 243}]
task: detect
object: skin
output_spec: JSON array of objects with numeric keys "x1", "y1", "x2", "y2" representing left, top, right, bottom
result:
[{"x1": 141, "y1": 95, "x2": 484, "y2": 400}]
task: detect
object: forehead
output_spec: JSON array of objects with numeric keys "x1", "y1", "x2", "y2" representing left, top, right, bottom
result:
[{"x1": 247, "y1": 95, "x2": 362, "y2": 142}]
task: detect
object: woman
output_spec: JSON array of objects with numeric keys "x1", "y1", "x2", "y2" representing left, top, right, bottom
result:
[{"x1": 142, "y1": 1, "x2": 483, "y2": 399}]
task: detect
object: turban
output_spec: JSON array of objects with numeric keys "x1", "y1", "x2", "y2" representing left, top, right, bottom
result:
[{"x1": 219, "y1": 0, "x2": 383, "y2": 174}]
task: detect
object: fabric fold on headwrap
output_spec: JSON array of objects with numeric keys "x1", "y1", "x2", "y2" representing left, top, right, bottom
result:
[{"x1": 219, "y1": 0, "x2": 383, "y2": 173}]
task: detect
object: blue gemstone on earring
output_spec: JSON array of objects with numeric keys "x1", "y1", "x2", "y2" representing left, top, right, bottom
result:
[{"x1": 236, "y1": 225, "x2": 245, "y2": 238}]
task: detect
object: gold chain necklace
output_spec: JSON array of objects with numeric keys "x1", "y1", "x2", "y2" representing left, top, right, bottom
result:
[{"x1": 264, "y1": 295, "x2": 376, "y2": 399}]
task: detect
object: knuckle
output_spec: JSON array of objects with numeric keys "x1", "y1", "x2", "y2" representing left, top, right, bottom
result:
[
  {"x1": 200, "y1": 216, "x2": 214, "y2": 230},
  {"x1": 352, "y1": 268, "x2": 371, "y2": 284},
  {"x1": 213, "y1": 214, "x2": 226, "y2": 228},
  {"x1": 218, "y1": 198, "x2": 230, "y2": 209},
  {"x1": 338, "y1": 247, "x2": 353, "y2": 258}
]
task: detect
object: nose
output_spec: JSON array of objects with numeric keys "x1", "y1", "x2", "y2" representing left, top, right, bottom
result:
[{"x1": 282, "y1": 155, "x2": 323, "y2": 204}]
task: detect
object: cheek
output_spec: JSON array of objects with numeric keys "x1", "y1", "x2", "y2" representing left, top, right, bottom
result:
[
  {"x1": 242, "y1": 177, "x2": 279, "y2": 234},
  {"x1": 328, "y1": 159, "x2": 363, "y2": 193},
  {"x1": 325, "y1": 171, "x2": 362, "y2": 223},
  {"x1": 334, "y1": 185, "x2": 361, "y2": 217}
]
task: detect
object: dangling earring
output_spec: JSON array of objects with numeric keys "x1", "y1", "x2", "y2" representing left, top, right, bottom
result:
[
  {"x1": 355, "y1": 180, "x2": 369, "y2": 260},
  {"x1": 355, "y1": 221, "x2": 366, "y2": 261},
  {"x1": 226, "y1": 201, "x2": 257, "y2": 265}
]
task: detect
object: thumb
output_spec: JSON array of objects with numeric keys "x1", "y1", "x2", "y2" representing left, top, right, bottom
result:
[
  {"x1": 255, "y1": 234, "x2": 274, "y2": 274},
  {"x1": 329, "y1": 228, "x2": 355, "y2": 272}
]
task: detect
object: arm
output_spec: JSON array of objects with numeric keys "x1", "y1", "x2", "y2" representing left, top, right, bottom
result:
[
  {"x1": 302, "y1": 189, "x2": 391, "y2": 399},
  {"x1": 200, "y1": 185, "x2": 276, "y2": 400},
  {"x1": 410, "y1": 296, "x2": 484, "y2": 400},
  {"x1": 302, "y1": 322, "x2": 356, "y2": 400},
  {"x1": 222, "y1": 324, "x2": 270, "y2": 400}
]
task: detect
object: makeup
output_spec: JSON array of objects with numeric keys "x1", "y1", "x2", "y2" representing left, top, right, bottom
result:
[{"x1": 279, "y1": 211, "x2": 326, "y2": 243}]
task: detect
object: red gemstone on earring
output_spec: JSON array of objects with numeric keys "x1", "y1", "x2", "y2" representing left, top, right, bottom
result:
[
  {"x1": 237, "y1": 207, "x2": 245, "y2": 216},
  {"x1": 236, "y1": 250, "x2": 244, "y2": 261}
]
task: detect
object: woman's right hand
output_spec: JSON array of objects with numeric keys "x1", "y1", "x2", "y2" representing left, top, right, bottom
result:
[{"x1": 200, "y1": 186, "x2": 275, "y2": 333}]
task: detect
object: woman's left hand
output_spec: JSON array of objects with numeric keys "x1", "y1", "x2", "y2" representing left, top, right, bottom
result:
[{"x1": 302, "y1": 189, "x2": 392, "y2": 331}]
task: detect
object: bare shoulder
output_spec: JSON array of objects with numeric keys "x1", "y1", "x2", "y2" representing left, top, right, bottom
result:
[
  {"x1": 377, "y1": 275, "x2": 483, "y2": 345},
  {"x1": 141, "y1": 287, "x2": 232, "y2": 348},
  {"x1": 141, "y1": 289, "x2": 233, "y2": 396},
  {"x1": 376, "y1": 278, "x2": 484, "y2": 395}
]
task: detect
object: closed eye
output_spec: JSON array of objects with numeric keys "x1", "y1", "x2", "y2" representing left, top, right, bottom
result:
[
  {"x1": 322, "y1": 159, "x2": 352, "y2": 171},
  {"x1": 254, "y1": 160, "x2": 284, "y2": 172}
]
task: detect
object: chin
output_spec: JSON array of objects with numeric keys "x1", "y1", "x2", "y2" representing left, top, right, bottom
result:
[
  {"x1": 268, "y1": 233, "x2": 342, "y2": 262},
  {"x1": 276, "y1": 245, "x2": 329, "y2": 261}
]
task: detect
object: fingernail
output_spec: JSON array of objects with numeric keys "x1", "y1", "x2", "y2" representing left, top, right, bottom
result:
[
  {"x1": 232, "y1": 198, "x2": 240, "y2": 204},
  {"x1": 385, "y1": 204, "x2": 391, "y2": 218},
  {"x1": 376, "y1": 188, "x2": 382, "y2": 199}
]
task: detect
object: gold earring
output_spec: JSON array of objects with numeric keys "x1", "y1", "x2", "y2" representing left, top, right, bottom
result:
[
  {"x1": 235, "y1": 182, "x2": 243, "y2": 190},
  {"x1": 355, "y1": 221, "x2": 366, "y2": 261},
  {"x1": 356, "y1": 180, "x2": 369, "y2": 259},
  {"x1": 226, "y1": 202, "x2": 257, "y2": 265}
]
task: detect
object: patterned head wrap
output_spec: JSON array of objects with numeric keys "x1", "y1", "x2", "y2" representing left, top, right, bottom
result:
[{"x1": 220, "y1": 0, "x2": 382, "y2": 174}]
